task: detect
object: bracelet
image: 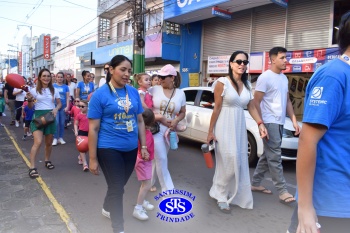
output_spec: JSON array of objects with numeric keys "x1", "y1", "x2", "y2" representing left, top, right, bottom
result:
[
  {"x1": 257, "y1": 121, "x2": 264, "y2": 126},
  {"x1": 141, "y1": 146, "x2": 147, "y2": 149}
]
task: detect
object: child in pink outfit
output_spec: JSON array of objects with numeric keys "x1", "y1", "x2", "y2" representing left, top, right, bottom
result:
[
  {"x1": 135, "y1": 73, "x2": 153, "y2": 109},
  {"x1": 74, "y1": 100, "x2": 89, "y2": 171},
  {"x1": 133, "y1": 109, "x2": 155, "y2": 221}
]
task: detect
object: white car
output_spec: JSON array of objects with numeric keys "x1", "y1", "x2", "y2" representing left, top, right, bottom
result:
[{"x1": 178, "y1": 87, "x2": 301, "y2": 166}]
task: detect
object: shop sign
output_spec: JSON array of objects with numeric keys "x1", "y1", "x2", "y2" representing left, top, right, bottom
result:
[
  {"x1": 18, "y1": 51, "x2": 22, "y2": 74},
  {"x1": 212, "y1": 7, "x2": 232, "y2": 20},
  {"x1": 189, "y1": 73, "x2": 199, "y2": 86},
  {"x1": 270, "y1": 0, "x2": 288, "y2": 8},
  {"x1": 164, "y1": 0, "x2": 230, "y2": 20},
  {"x1": 264, "y1": 47, "x2": 340, "y2": 73},
  {"x1": 207, "y1": 55, "x2": 230, "y2": 74},
  {"x1": 94, "y1": 40, "x2": 133, "y2": 64},
  {"x1": 43, "y1": 36, "x2": 51, "y2": 60}
]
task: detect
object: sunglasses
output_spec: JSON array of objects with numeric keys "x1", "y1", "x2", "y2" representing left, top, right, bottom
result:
[
  {"x1": 78, "y1": 105, "x2": 87, "y2": 108},
  {"x1": 74, "y1": 100, "x2": 80, "y2": 102},
  {"x1": 233, "y1": 60, "x2": 249, "y2": 65},
  {"x1": 159, "y1": 75, "x2": 171, "y2": 80},
  {"x1": 104, "y1": 67, "x2": 109, "y2": 70}
]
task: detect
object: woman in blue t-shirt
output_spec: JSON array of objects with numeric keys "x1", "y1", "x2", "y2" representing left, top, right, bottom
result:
[
  {"x1": 88, "y1": 55, "x2": 149, "y2": 233},
  {"x1": 52, "y1": 72, "x2": 70, "y2": 145},
  {"x1": 288, "y1": 12, "x2": 350, "y2": 233},
  {"x1": 76, "y1": 70, "x2": 94, "y2": 100}
]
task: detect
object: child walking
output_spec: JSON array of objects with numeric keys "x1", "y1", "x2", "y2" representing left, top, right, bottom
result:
[
  {"x1": 133, "y1": 109, "x2": 155, "y2": 221},
  {"x1": 74, "y1": 100, "x2": 89, "y2": 171},
  {"x1": 22, "y1": 99, "x2": 35, "y2": 140}
]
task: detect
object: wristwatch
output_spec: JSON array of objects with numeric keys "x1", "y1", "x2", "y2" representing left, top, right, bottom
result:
[{"x1": 141, "y1": 146, "x2": 147, "y2": 149}]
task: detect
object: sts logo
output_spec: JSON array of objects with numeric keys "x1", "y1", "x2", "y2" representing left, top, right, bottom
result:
[
  {"x1": 159, "y1": 198, "x2": 192, "y2": 215},
  {"x1": 154, "y1": 189, "x2": 196, "y2": 223}
]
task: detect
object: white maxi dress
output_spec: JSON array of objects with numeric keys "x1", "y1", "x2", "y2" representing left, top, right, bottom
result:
[{"x1": 209, "y1": 77, "x2": 253, "y2": 209}]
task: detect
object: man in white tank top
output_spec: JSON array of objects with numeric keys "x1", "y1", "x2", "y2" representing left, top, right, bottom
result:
[{"x1": 251, "y1": 47, "x2": 301, "y2": 205}]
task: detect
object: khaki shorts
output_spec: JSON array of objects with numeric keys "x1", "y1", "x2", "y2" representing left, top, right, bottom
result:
[{"x1": 30, "y1": 110, "x2": 56, "y2": 135}]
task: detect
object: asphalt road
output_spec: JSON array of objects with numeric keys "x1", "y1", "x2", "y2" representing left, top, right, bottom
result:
[{"x1": 6, "y1": 121, "x2": 297, "y2": 233}]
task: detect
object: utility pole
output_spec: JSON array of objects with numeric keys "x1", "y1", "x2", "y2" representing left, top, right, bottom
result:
[{"x1": 132, "y1": 0, "x2": 145, "y2": 75}]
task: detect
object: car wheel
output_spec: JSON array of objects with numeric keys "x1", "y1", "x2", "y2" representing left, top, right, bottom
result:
[{"x1": 248, "y1": 133, "x2": 258, "y2": 167}]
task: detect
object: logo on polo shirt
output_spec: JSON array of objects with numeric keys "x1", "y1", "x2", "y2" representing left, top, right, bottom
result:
[{"x1": 311, "y1": 87, "x2": 323, "y2": 99}]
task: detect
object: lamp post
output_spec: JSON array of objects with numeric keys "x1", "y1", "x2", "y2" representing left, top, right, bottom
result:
[{"x1": 18, "y1": 25, "x2": 32, "y2": 78}]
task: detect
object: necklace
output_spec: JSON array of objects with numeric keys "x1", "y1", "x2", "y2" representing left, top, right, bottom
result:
[
  {"x1": 341, "y1": 54, "x2": 350, "y2": 66},
  {"x1": 108, "y1": 82, "x2": 130, "y2": 114}
]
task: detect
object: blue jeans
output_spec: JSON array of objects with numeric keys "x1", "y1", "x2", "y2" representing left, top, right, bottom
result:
[
  {"x1": 97, "y1": 148, "x2": 137, "y2": 233},
  {"x1": 54, "y1": 108, "x2": 65, "y2": 139},
  {"x1": 251, "y1": 123, "x2": 287, "y2": 195}
]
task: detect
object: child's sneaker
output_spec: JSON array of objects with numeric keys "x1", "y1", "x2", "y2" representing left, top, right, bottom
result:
[
  {"x1": 102, "y1": 208, "x2": 110, "y2": 219},
  {"x1": 22, "y1": 135, "x2": 27, "y2": 141},
  {"x1": 142, "y1": 200, "x2": 154, "y2": 211},
  {"x1": 27, "y1": 132, "x2": 32, "y2": 136},
  {"x1": 83, "y1": 164, "x2": 89, "y2": 172},
  {"x1": 133, "y1": 207, "x2": 148, "y2": 221},
  {"x1": 78, "y1": 155, "x2": 83, "y2": 165},
  {"x1": 58, "y1": 138, "x2": 66, "y2": 145}
]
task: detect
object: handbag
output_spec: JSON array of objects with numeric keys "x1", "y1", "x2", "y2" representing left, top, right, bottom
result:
[
  {"x1": 33, "y1": 112, "x2": 55, "y2": 129},
  {"x1": 150, "y1": 88, "x2": 176, "y2": 135}
]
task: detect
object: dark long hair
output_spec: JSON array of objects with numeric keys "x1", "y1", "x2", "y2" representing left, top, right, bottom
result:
[
  {"x1": 82, "y1": 70, "x2": 90, "y2": 83},
  {"x1": 338, "y1": 11, "x2": 350, "y2": 54},
  {"x1": 36, "y1": 68, "x2": 55, "y2": 96},
  {"x1": 106, "y1": 55, "x2": 132, "y2": 91},
  {"x1": 228, "y1": 51, "x2": 250, "y2": 91}
]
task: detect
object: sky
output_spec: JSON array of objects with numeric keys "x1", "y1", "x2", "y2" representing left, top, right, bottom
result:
[{"x1": 0, "y1": 0, "x2": 99, "y2": 55}]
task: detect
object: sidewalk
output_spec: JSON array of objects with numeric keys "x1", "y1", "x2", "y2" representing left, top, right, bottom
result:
[{"x1": 0, "y1": 116, "x2": 70, "y2": 233}]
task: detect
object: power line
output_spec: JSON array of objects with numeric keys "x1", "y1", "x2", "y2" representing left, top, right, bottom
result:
[{"x1": 61, "y1": 0, "x2": 96, "y2": 11}]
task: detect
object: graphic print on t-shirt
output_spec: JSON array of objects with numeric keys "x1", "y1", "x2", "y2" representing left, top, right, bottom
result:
[
  {"x1": 113, "y1": 96, "x2": 135, "y2": 130},
  {"x1": 160, "y1": 100, "x2": 175, "y2": 119}
]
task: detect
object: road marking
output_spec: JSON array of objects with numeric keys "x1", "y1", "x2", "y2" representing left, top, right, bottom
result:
[{"x1": 4, "y1": 126, "x2": 80, "y2": 233}]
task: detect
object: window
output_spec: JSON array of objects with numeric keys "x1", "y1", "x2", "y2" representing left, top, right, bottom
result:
[
  {"x1": 146, "y1": 9, "x2": 163, "y2": 30},
  {"x1": 184, "y1": 90, "x2": 197, "y2": 106},
  {"x1": 125, "y1": 20, "x2": 132, "y2": 36},
  {"x1": 117, "y1": 22, "x2": 123, "y2": 42},
  {"x1": 199, "y1": 91, "x2": 214, "y2": 109},
  {"x1": 332, "y1": 0, "x2": 350, "y2": 45},
  {"x1": 99, "y1": 18, "x2": 110, "y2": 43}
]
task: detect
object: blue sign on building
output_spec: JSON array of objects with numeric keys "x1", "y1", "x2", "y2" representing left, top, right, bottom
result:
[
  {"x1": 164, "y1": 0, "x2": 230, "y2": 19},
  {"x1": 94, "y1": 40, "x2": 133, "y2": 65},
  {"x1": 212, "y1": 7, "x2": 232, "y2": 20},
  {"x1": 76, "y1": 41, "x2": 96, "y2": 57},
  {"x1": 270, "y1": 0, "x2": 288, "y2": 8}
]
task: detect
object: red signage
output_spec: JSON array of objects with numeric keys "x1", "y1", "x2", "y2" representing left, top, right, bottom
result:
[
  {"x1": 43, "y1": 36, "x2": 51, "y2": 60},
  {"x1": 18, "y1": 51, "x2": 22, "y2": 74}
]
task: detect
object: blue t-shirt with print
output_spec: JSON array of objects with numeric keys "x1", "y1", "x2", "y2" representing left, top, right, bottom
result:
[
  {"x1": 301, "y1": 58, "x2": 350, "y2": 218},
  {"x1": 53, "y1": 83, "x2": 69, "y2": 108},
  {"x1": 88, "y1": 83, "x2": 143, "y2": 151},
  {"x1": 77, "y1": 81, "x2": 94, "y2": 100},
  {"x1": 24, "y1": 105, "x2": 35, "y2": 120}
]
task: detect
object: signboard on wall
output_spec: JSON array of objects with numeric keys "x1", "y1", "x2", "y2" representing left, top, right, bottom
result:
[
  {"x1": 189, "y1": 73, "x2": 199, "y2": 86},
  {"x1": 164, "y1": 0, "x2": 230, "y2": 20},
  {"x1": 248, "y1": 52, "x2": 264, "y2": 73},
  {"x1": 18, "y1": 51, "x2": 22, "y2": 74},
  {"x1": 43, "y1": 35, "x2": 51, "y2": 60},
  {"x1": 207, "y1": 55, "x2": 230, "y2": 74},
  {"x1": 264, "y1": 47, "x2": 340, "y2": 73},
  {"x1": 212, "y1": 7, "x2": 232, "y2": 20}
]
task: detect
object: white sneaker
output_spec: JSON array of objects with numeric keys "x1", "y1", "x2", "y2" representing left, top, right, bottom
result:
[
  {"x1": 23, "y1": 123, "x2": 25, "y2": 128},
  {"x1": 142, "y1": 200, "x2": 154, "y2": 211},
  {"x1": 102, "y1": 208, "x2": 110, "y2": 219},
  {"x1": 133, "y1": 207, "x2": 148, "y2": 221},
  {"x1": 58, "y1": 138, "x2": 66, "y2": 144},
  {"x1": 52, "y1": 138, "x2": 58, "y2": 146},
  {"x1": 15, "y1": 121, "x2": 19, "y2": 127},
  {"x1": 27, "y1": 132, "x2": 32, "y2": 136},
  {"x1": 2, "y1": 113, "x2": 6, "y2": 116}
]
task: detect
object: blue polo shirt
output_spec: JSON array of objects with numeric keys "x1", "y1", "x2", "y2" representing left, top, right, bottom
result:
[
  {"x1": 302, "y1": 58, "x2": 350, "y2": 218},
  {"x1": 88, "y1": 83, "x2": 143, "y2": 151}
]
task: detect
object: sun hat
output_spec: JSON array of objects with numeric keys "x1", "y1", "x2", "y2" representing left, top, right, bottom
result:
[{"x1": 158, "y1": 64, "x2": 177, "y2": 76}]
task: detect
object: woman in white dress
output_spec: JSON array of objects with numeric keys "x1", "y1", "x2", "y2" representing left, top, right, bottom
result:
[{"x1": 207, "y1": 51, "x2": 268, "y2": 213}]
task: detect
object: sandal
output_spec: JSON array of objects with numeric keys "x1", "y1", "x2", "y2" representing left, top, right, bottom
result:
[
  {"x1": 218, "y1": 202, "x2": 231, "y2": 213},
  {"x1": 45, "y1": 161, "x2": 55, "y2": 170},
  {"x1": 150, "y1": 186, "x2": 157, "y2": 192},
  {"x1": 29, "y1": 168, "x2": 39, "y2": 179}
]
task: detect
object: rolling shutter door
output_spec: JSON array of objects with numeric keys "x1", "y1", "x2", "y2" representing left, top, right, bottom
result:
[
  {"x1": 251, "y1": 4, "x2": 286, "y2": 52},
  {"x1": 202, "y1": 11, "x2": 251, "y2": 60},
  {"x1": 286, "y1": 0, "x2": 331, "y2": 50}
]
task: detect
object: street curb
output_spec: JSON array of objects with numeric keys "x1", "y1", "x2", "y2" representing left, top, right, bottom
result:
[{"x1": 3, "y1": 126, "x2": 80, "y2": 233}]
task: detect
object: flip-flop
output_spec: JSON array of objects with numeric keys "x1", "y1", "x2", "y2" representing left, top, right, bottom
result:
[
  {"x1": 252, "y1": 188, "x2": 273, "y2": 195},
  {"x1": 279, "y1": 196, "x2": 296, "y2": 206}
]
